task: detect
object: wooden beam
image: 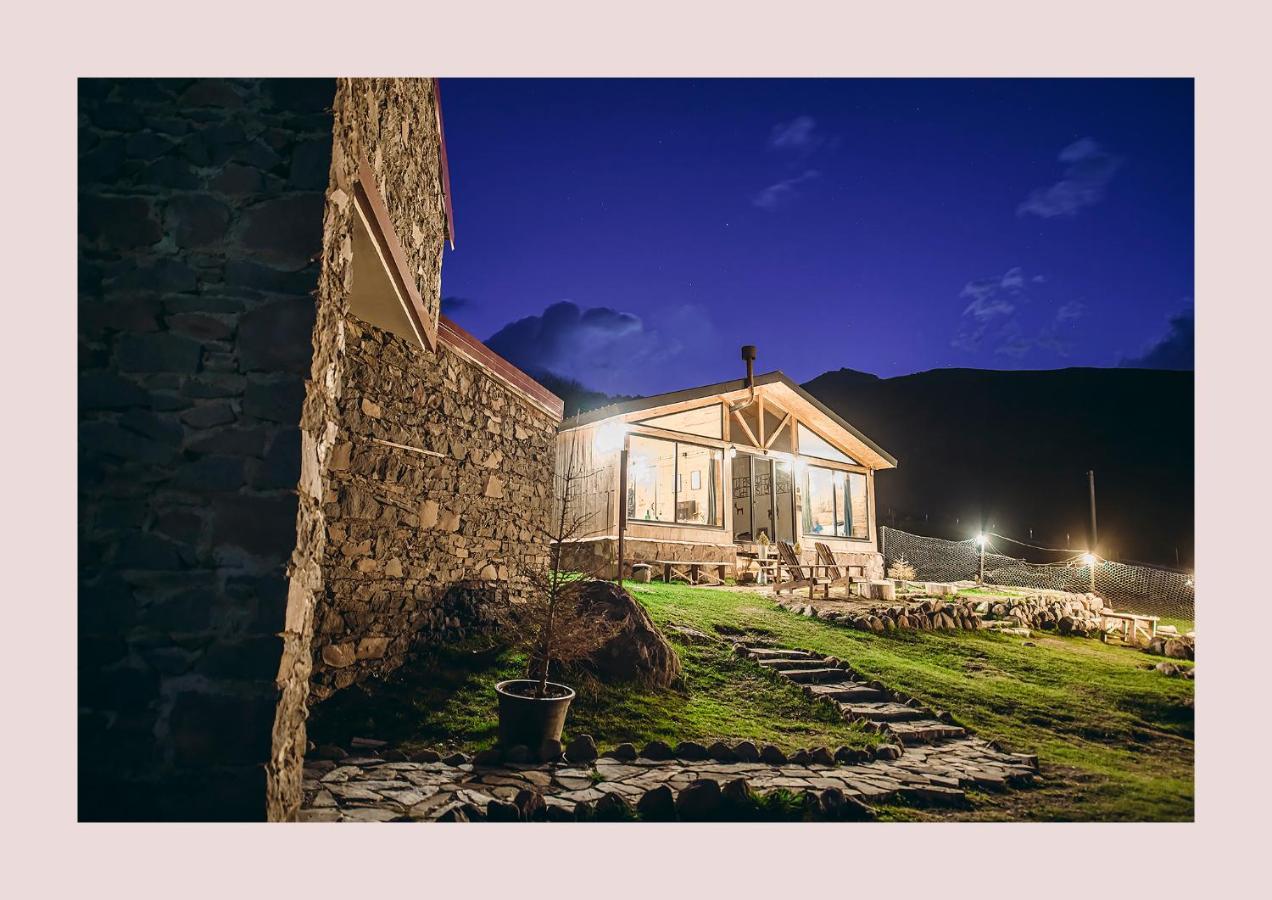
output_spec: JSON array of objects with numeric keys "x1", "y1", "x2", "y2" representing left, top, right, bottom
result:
[
  {"x1": 764, "y1": 413, "x2": 792, "y2": 449},
  {"x1": 731, "y1": 408, "x2": 760, "y2": 448},
  {"x1": 757, "y1": 394, "x2": 766, "y2": 446}
]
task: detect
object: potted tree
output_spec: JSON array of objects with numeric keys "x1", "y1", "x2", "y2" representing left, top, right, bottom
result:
[{"x1": 493, "y1": 434, "x2": 616, "y2": 749}]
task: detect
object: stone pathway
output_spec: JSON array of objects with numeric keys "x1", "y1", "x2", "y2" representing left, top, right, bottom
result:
[{"x1": 300, "y1": 641, "x2": 1039, "y2": 822}]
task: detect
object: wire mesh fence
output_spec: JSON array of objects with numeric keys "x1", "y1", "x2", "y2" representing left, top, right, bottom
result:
[{"x1": 880, "y1": 526, "x2": 1194, "y2": 622}]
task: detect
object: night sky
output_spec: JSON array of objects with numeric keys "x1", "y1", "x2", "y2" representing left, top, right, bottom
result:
[{"x1": 438, "y1": 79, "x2": 1193, "y2": 396}]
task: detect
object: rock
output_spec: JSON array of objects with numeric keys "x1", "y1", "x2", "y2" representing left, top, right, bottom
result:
[
  {"x1": 594, "y1": 792, "x2": 633, "y2": 821},
  {"x1": 818, "y1": 787, "x2": 848, "y2": 819},
  {"x1": 641, "y1": 740, "x2": 674, "y2": 760},
  {"x1": 472, "y1": 748, "x2": 502, "y2": 767},
  {"x1": 564, "y1": 734, "x2": 599, "y2": 763},
  {"x1": 674, "y1": 740, "x2": 709, "y2": 761},
  {"x1": 442, "y1": 752, "x2": 470, "y2": 766},
  {"x1": 514, "y1": 789, "x2": 546, "y2": 822},
  {"x1": 721, "y1": 777, "x2": 754, "y2": 812},
  {"x1": 873, "y1": 744, "x2": 902, "y2": 761},
  {"x1": 503, "y1": 744, "x2": 533, "y2": 764},
  {"x1": 759, "y1": 744, "x2": 787, "y2": 765},
  {"x1": 707, "y1": 740, "x2": 737, "y2": 762},
  {"x1": 635, "y1": 784, "x2": 676, "y2": 821},
  {"x1": 732, "y1": 740, "x2": 760, "y2": 763},
  {"x1": 675, "y1": 779, "x2": 722, "y2": 820},
  {"x1": 835, "y1": 745, "x2": 870, "y2": 764},
  {"x1": 1155, "y1": 661, "x2": 1181, "y2": 677},
  {"x1": 313, "y1": 744, "x2": 347, "y2": 760},
  {"x1": 545, "y1": 803, "x2": 576, "y2": 822},
  {"x1": 810, "y1": 746, "x2": 836, "y2": 766},
  {"x1": 435, "y1": 805, "x2": 470, "y2": 823},
  {"x1": 382, "y1": 748, "x2": 408, "y2": 762},
  {"x1": 605, "y1": 742, "x2": 638, "y2": 761},
  {"x1": 574, "y1": 581, "x2": 682, "y2": 688},
  {"x1": 485, "y1": 799, "x2": 520, "y2": 822},
  {"x1": 538, "y1": 739, "x2": 563, "y2": 763},
  {"x1": 790, "y1": 749, "x2": 813, "y2": 765},
  {"x1": 1165, "y1": 638, "x2": 1194, "y2": 660},
  {"x1": 409, "y1": 748, "x2": 441, "y2": 763}
]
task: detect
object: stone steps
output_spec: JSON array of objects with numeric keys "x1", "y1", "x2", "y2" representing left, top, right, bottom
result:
[
  {"x1": 886, "y1": 721, "x2": 968, "y2": 745},
  {"x1": 838, "y1": 701, "x2": 930, "y2": 723},
  {"x1": 757, "y1": 657, "x2": 834, "y2": 671},
  {"x1": 776, "y1": 667, "x2": 850, "y2": 683},
  {"x1": 747, "y1": 648, "x2": 817, "y2": 661},
  {"x1": 810, "y1": 683, "x2": 889, "y2": 703}
]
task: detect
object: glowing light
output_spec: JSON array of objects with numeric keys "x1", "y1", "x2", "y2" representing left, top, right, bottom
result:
[
  {"x1": 1081, "y1": 552, "x2": 1097, "y2": 566},
  {"x1": 976, "y1": 534, "x2": 987, "y2": 547},
  {"x1": 594, "y1": 422, "x2": 628, "y2": 455},
  {"x1": 728, "y1": 446, "x2": 737, "y2": 458}
]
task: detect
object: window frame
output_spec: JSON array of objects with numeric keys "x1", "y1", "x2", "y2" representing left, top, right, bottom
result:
[
  {"x1": 801, "y1": 463, "x2": 871, "y2": 542},
  {"x1": 626, "y1": 433, "x2": 724, "y2": 529}
]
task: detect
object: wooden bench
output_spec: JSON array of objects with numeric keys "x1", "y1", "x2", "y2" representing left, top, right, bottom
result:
[
  {"x1": 1101, "y1": 610, "x2": 1159, "y2": 643},
  {"x1": 653, "y1": 560, "x2": 731, "y2": 586},
  {"x1": 773, "y1": 541, "x2": 835, "y2": 599},
  {"x1": 814, "y1": 542, "x2": 869, "y2": 596}
]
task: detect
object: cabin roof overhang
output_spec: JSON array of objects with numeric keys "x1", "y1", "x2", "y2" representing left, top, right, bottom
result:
[{"x1": 558, "y1": 370, "x2": 897, "y2": 469}]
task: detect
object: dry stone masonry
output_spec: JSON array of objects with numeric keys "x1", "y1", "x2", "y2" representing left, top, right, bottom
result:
[{"x1": 310, "y1": 315, "x2": 558, "y2": 699}]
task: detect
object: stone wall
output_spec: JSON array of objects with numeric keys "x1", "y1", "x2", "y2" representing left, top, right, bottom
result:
[
  {"x1": 269, "y1": 78, "x2": 561, "y2": 820},
  {"x1": 78, "y1": 78, "x2": 334, "y2": 820},
  {"x1": 310, "y1": 315, "x2": 559, "y2": 697}
]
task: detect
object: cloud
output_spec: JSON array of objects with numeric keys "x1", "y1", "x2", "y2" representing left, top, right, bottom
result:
[
  {"x1": 752, "y1": 169, "x2": 821, "y2": 211},
  {"x1": 1018, "y1": 138, "x2": 1123, "y2": 218},
  {"x1": 768, "y1": 115, "x2": 821, "y2": 153},
  {"x1": 953, "y1": 268, "x2": 1086, "y2": 359},
  {"x1": 484, "y1": 300, "x2": 715, "y2": 394},
  {"x1": 440, "y1": 295, "x2": 472, "y2": 315},
  {"x1": 1055, "y1": 300, "x2": 1086, "y2": 323},
  {"x1": 1119, "y1": 309, "x2": 1194, "y2": 370}
]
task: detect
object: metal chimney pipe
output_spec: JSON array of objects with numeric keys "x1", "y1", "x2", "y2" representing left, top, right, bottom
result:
[{"x1": 741, "y1": 345, "x2": 757, "y2": 387}]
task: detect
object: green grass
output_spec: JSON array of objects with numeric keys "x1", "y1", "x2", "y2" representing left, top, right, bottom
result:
[
  {"x1": 308, "y1": 609, "x2": 882, "y2": 759},
  {"x1": 629, "y1": 582, "x2": 1194, "y2": 821},
  {"x1": 309, "y1": 580, "x2": 1193, "y2": 821}
]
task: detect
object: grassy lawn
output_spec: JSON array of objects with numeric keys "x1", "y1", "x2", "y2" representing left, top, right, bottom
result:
[{"x1": 309, "y1": 581, "x2": 1193, "y2": 821}]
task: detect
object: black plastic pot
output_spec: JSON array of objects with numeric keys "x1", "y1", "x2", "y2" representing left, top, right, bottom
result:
[{"x1": 495, "y1": 679, "x2": 576, "y2": 748}]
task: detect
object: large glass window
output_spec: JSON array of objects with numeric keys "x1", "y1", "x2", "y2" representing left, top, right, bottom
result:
[
  {"x1": 628, "y1": 435, "x2": 722, "y2": 526},
  {"x1": 801, "y1": 465, "x2": 869, "y2": 539}
]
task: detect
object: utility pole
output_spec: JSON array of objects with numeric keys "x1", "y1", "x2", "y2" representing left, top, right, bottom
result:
[
  {"x1": 616, "y1": 442, "x2": 629, "y2": 586},
  {"x1": 1087, "y1": 470, "x2": 1098, "y2": 552}
]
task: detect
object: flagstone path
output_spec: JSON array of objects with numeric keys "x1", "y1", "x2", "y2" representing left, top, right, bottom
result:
[{"x1": 300, "y1": 641, "x2": 1039, "y2": 822}]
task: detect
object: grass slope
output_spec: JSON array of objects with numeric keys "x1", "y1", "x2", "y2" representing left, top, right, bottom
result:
[{"x1": 309, "y1": 581, "x2": 1193, "y2": 821}]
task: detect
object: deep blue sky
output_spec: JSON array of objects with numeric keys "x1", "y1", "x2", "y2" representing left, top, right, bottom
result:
[{"x1": 438, "y1": 79, "x2": 1193, "y2": 396}]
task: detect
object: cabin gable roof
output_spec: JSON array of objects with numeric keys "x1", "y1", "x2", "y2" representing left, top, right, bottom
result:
[{"x1": 558, "y1": 370, "x2": 897, "y2": 469}]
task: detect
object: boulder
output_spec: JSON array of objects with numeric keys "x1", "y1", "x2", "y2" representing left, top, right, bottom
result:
[
  {"x1": 640, "y1": 740, "x2": 673, "y2": 760},
  {"x1": 759, "y1": 744, "x2": 787, "y2": 765},
  {"x1": 675, "y1": 779, "x2": 722, "y2": 820},
  {"x1": 635, "y1": 785, "x2": 676, "y2": 821},
  {"x1": 564, "y1": 733, "x2": 598, "y2": 763},
  {"x1": 674, "y1": 740, "x2": 709, "y2": 761},
  {"x1": 574, "y1": 581, "x2": 682, "y2": 688}
]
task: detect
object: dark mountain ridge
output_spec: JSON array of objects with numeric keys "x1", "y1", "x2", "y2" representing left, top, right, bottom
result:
[{"x1": 803, "y1": 366, "x2": 1194, "y2": 568}]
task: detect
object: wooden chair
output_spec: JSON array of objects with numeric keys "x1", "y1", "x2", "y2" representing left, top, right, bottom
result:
[
  {"x1": 773, "y1": 541, "x2": 831, "y2": 599},
  {"x1": 815, "y1": 542, "x2": 868, "y2": 597}
]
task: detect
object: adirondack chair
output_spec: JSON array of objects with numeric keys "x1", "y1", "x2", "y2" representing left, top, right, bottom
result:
[
  {"x1": 773, "y1": 540, "x2": 831, "y2": 599},
  {"x1": 815, "y1": 542, "x2": 869, "y2": 597}
]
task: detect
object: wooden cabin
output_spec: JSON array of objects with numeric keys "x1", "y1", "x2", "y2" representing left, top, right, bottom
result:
[{"x1": 554, "y1": 348, "x2": 897, "y2": 582}]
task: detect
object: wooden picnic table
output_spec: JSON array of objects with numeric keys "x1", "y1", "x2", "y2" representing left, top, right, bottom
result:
[
  {"x1": 654, "y1": 559, "x2": 732, "y2": 586},
  {"x1": 1101, "y1": 610, "x2": 1159, "y2": 642}
]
